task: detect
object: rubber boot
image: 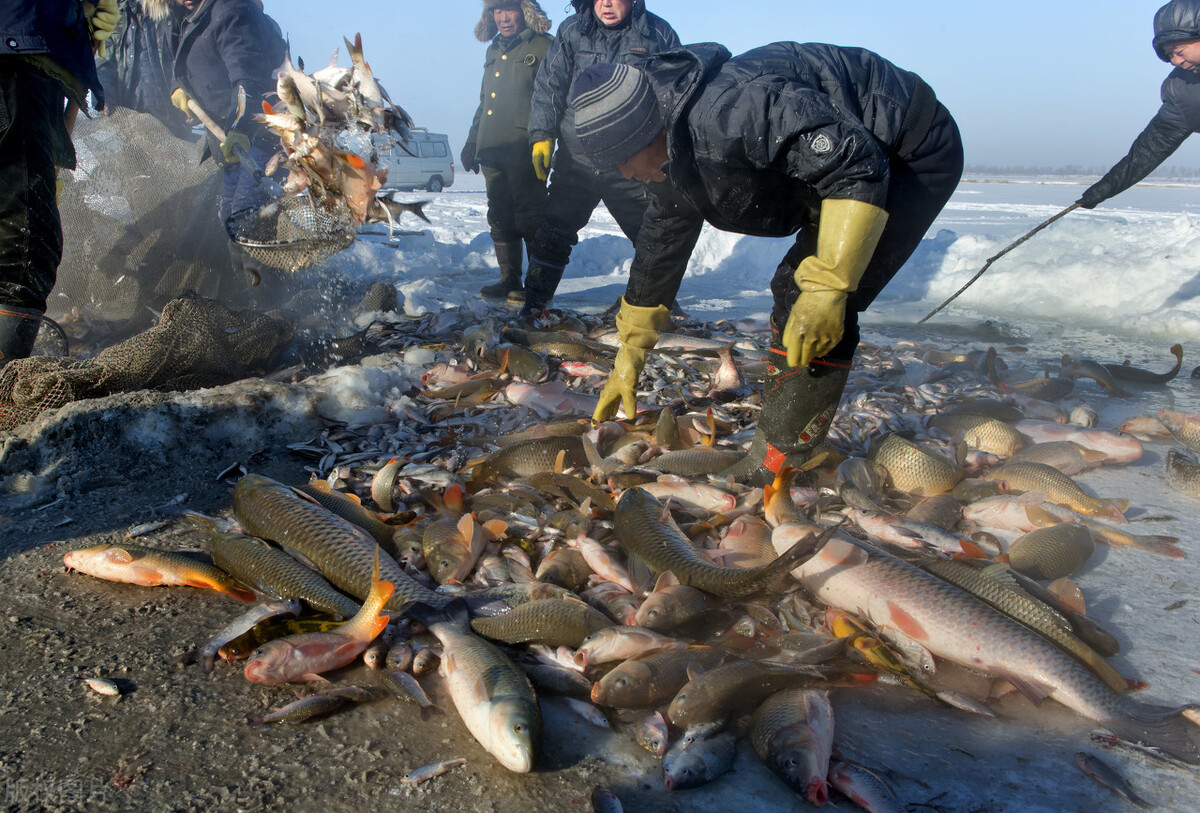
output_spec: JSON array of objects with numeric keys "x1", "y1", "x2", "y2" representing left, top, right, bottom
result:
[
  {"x1": 481, "y1": 241, "x2": 524, "y2": 299},
  {"x1": 0, "y1": 306, "x2": 43, "y2": 369},
  {"x1": 720, "y1": 334, "x2": 851, "y2": 486},
  {"x1": 517, "y1": 259, "x2": 565, "y2": 322}
]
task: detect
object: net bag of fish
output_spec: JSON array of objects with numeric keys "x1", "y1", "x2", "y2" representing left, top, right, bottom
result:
[
  {"x1": 0, "y1": 293, "x2": 294, "y2": 430},
  {"x1": 228, "y1": 34, "x2": 415, "y2": 272},
  {"x1": 56, "y1": 108, "x2": 259, "y2": 334}
]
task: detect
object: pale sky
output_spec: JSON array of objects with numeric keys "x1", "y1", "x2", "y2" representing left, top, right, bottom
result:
[{"x1": 264, "y1": 0, "x2": 1200, "y2": 174}]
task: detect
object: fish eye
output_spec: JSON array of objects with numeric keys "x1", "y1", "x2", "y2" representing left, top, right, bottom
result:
[
  {"x1": 614, "y1": 678, "x2": 627, "y2": 688},
  {"x1": 646, "y1": 609, "x2": 659, "y2": 619},
  {"x1": 513, "y1": 723, "x2": 526, "y2": 734}
]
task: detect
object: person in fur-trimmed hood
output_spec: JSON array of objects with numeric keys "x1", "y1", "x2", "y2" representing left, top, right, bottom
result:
[
  {"x1": 465, "y1": 1, "x2": 555, "y2": 300},
  {"x1": 1080, "y1": 0, "x2": 1200, "y2": 208}
]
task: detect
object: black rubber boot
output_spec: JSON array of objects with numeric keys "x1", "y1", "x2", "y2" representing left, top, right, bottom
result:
[
  {"x1": 0, "y1": 306, "x2": 43, "y2": 369},
  {"x1": 481, "y1": 241, "x2": 524, "y2": 299},
  {"x1": 517, "y1": 259, "x2": 564, "y2": 322},
  {"x1": 720, "y1": 335, "x2": 852, "y2": 486}
]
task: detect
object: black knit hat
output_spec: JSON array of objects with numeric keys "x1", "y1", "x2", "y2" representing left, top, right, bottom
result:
[{"x1": 570, "y1": 63, "x2": 663, "y2": 169}]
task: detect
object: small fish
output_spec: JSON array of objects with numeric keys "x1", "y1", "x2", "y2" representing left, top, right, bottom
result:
[
  {"x1": 590, "y1": 786, "x2": 624, "y2": 813},
  {"x1": 197, "y1": 598, "x2": 302, "y2": 672},
  {"x1": 827, "y1": 760, "x2": 905, "y2": 813},
  {"x1": 246, "y1": 694, "x2": 346, "y2": 724},
  {"x1": 381, "y1": 668, "x2": 433, "y2": 707},
  {"x1": 400, "y1": 758, "x2": 467, "y2": 786},
  {"x1": 1074, "y1": 751, "x2": 1150, "y2": 808},
  {"x1": 574, "y1": 626, "x2": 687, "y2": 669},
  {"x1": 81, "y1": 677, "x2": 121, "y2": 697},
  {"x1": 662, "y1": 731, "x2": 738, "y2": 790}
]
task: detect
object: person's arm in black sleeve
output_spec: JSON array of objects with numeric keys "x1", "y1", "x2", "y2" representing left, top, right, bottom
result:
[
  {"x1": 528, "y1": 29, "x2": 571, "y2": 143},
  {"x1": 624, "y1": 187, "x2": 705, "y2": 308},
  {"x1": 1079, "y1": 94, "x2": 1192, "y2": 209},
  {"x1": 212, "y1": 1, "x2": 279, "y2": 124}
]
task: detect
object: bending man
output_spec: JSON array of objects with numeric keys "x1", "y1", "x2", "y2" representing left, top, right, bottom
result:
[{"x1": 574, "y1": 43, "x2": 963, "y2": 485}]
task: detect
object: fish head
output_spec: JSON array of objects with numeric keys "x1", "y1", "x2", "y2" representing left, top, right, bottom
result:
[
  {"x1": 637, "y1": 714, "x2": 669, "y2": 757},
  {"x1": 394, "y1": 534, "x2": 425, "y2": 570},
  {"x1": 635, "y1": 594, "x2": 677, "y2": 632},
  {"x1": 242, "y1": 640, "x2": 297, "y2": 684},
  {"x1": 487, "y1": 698, "x2": 541, "y2": 774},
  {"x1": 663, "y1": 751, "x2": 705, "y2": 790},
  {"x1": 592, "y1": 660, "x2": 652, "y2": 707}
]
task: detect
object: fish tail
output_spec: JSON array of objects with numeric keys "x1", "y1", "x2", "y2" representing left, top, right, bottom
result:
[
  {"x1": 404, "y1": 597, "x2": 470, "y2": 632},
  {"x1": 1107, "y1": 702, "x2": 1200, "y2": 765},
  {"x1": 761, "y1": 523, "x2": 838, "y2": 580},
  {"x1": 351, "y1": 547, "x2": 395, "y2": 639},
  {"x1": 1131, "y1": 537, "x2": 1187, "y2": 560}
]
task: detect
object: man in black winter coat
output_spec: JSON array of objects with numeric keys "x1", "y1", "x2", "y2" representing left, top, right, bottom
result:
[
  {"x1": 0, "y1": 0, "x2": 114, "y2": 367},
  {"x1": 520, "y1": 0, "x2": 680, "y2": 316},
  {"x1": 572, "y1": 43, "x2": 963, "y2": 485},
  {"x1": 168, "y1": 0, "x2": 284, "y2": 274},
  {"x1": 95, "y1": 0, "x2": 190, "y2": 137},
  {"x1": 1080, "y1": 0, "x2": 1200, "y2": 209}
]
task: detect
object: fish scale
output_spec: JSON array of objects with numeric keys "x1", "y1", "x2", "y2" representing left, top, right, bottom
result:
[
  {"x1": 233, "y1": 474, "x2": 446, "y2": 611},
  {"x1": 983, "y1": 461, "x2": 1128, "y2": 519},
  {"x1": 206, "y1": 525, "x2": 361, "y2": 618},
  {"x1": 470, "y1": 598, "x2": 613, "y2": 649},
  {"x1": 871, "y1": 434, "x2": 962, "y2": 496},
  {"x1": 1008, "y1": 523, "x2": 1095, "y2": 580}
]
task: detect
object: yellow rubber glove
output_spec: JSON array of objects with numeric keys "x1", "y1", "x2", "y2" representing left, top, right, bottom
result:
[
  {"x1": 220, "y1": 130, "x2": 251, "y2": 164},
  {"x1": 783, "y1": 198, "x2": 888, "y2": 368},
  {"x1": 83, "y1": 0, "x2": 120, "y2": 58},
  {"x1": 532, "y1": 139, "x2": 553, "y2": 181},
  {"x1": 171, "y1": 88, "x2": 193, "y2": 117},
  {"x1": 592, "y1": 298, "x2": 671, "y2": 422}
]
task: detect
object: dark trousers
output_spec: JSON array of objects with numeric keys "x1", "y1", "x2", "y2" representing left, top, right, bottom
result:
[
  {"x1": 0, "y1": 62, "x2": 73, "y2": 313},
  {"x1": 481, "y1": 144, "x2": 547, "y2": 248},
  {"x1": 528, "y1": 150, "x2": 650, "y2": 272},
  {"x1": 770, "y1": 104, "x2": 964, "y2": 361}
]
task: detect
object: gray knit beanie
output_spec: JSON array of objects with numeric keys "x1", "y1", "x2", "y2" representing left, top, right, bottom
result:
[{"x1": 570, "y1": 63, "x2": 663, "y2": 169}]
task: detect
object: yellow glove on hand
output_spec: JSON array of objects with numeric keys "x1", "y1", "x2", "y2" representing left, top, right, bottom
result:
[
  {"x1": 532, "y1": 139, "x2": 553, "y2": 181},
  {"x1": 84, "y1": 0, "x2": 119, "y2": 58},
  {"x1": 592, "y1": 298, "x2": 670, "y2": 422},
  {"x1": 171, "y1": 88, "x2": 193, "y2": 117},
  {"x1": 220, "y1": 130, "x2": 251, "y2": 164},
  {"x1": 783, "y1": 198, "x2": 888, "y2": 368}
]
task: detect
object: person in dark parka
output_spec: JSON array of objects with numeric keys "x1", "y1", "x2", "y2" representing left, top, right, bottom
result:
[
  {"x1": 0, "y1": 0, "x2": 113, "y2": 366},
  {"x1": 520, "y1": 0, "x2": 680, "y2": 317},
  {"x1": 572, "y1": 43, "x2": 964, "y2": 485},
  {"x1": 95, "y1": 0, "x2": 190, "y2": 137},
  {"x1": 1080, "y1": 0, "x2": 1200, "y2": 209},
  {"x1": 464, "y1": 0, "x2": 554, "y2": 300},
  {"x1": 169, "y1": 0, "x2": 284, "y2": 272}
]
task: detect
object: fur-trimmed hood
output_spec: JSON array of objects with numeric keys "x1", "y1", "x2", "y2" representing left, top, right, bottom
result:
[
  {"x1": 140, "y1": 0, "x2": 174, "y2": 22},
  {"x1": 475, "y1": 0, "x2": 551, "y2": 42}
]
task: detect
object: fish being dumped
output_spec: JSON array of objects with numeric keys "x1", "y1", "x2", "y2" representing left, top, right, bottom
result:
[
  {"x1": 63, "y1": 543, "x2": 254, "y2": 601},
  {"x1": 405, "y1": 599, "x2": 541, "y2": 773},
  {"x1": 793, "y1": 535, "x2": 1200, "y2": 764},
  {"x1": 614, "y1": 488, "x2": 822, "y2": 598},
  {"x1": 243, "y1": 550, "x2": 393, "y2": 684}
]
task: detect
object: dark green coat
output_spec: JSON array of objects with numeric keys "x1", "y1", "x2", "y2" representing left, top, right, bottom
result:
[{"x1": 467, "y1": 27, "x2": 553, "y2": 162}]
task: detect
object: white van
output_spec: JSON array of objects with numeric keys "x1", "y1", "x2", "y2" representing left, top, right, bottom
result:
[{"x1": 373, "y1": 128, "x2": 455, "y2": 193}]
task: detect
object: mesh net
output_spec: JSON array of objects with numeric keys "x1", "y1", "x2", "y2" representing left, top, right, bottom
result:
[
  {"x1": 227, "y1": 195, "x2": 358, "y2": 272},
  {"x1": 54, "y1": 108, "x2": 267, "y2": 338},
  {"x1": 0, "y1": 293, "x2": 296, "y2": 431}
]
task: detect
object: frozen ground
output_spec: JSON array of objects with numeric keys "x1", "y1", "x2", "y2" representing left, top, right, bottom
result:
[{"x1": 2, "y1": 180, "x2": 1199, "y2": 811}]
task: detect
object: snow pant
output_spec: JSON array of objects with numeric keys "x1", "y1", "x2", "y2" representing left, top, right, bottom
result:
[
  {"x1": 524, "y1": 149, "x2": 651, "y2": 306},
  {"x1": 0, "y1": 61, "x2": 74, "y2": 314},
  {"x1": 481, "y1": 144, "x2": 548, "y2": 287}
]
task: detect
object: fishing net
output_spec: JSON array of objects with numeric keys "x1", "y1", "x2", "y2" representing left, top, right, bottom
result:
[
  {"x1": 226, "y1": 195, "x2": 358, "y2": 272},
  {"x1": 0, "y1": 293, "x2": 296, "y2": 431},
  {"x1": 54, "y1": 108, "x2": 277, "y2": 340}
]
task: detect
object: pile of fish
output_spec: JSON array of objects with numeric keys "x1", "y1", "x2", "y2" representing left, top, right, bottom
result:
[
  {"x1": 259, "y1": 33, "x2": 428, "y2": 228},
  {"x1": 61, "y1": 304, "x2": 1200, "y2": 809}
]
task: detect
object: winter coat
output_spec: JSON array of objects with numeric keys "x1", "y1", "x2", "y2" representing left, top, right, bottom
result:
[
  {"x1": 95, "y1": 0, "x2": 181, "y2": 120},
  {"x1": 0, "y1": 0, "x2": 104, "y2": 108},
  {"x1": 173, "y1": 0, "x2": 284, "y2": 158},
  {"x1": 1081, "y1": 0, "x2": 1200, "y2": 207},
  {"x1": 467, "y1": 27, "x2": 553, "y2": 162},
  {"x1": 528, "y1": 0, "x2": 679, "y2": 155},
  {"x1": 627, "y1": 42, "x2": 943, "y2": 304}
]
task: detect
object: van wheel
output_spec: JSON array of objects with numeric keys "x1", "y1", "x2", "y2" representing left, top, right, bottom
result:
[{"x1": 427, "y1": 177, "x2": 444, "y2": 193}]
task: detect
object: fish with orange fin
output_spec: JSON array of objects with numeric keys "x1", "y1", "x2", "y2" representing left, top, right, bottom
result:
[
  {"x1": 63, "y1": 543, "x2": 254, "y2": 601},
  {"x1": 243, "y1": 548, "x2": 393, "y2": 684}
]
